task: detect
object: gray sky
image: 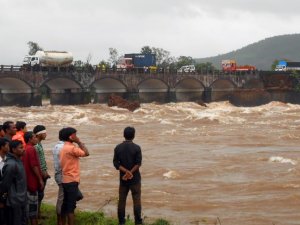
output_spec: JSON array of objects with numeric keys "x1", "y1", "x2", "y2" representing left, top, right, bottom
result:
[{"x1": 1, "y1": 0, "x2": 300, "y2": 65}]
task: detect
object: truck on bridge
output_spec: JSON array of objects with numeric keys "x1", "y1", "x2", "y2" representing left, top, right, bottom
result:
[
  {"x1": 275, "y1": 60, "x2": 300, "y2": 71},
  {"x1": 22, "y1": 50, "x2": 73, "y2": 70},
  {"x1": 222, "y1": 59, "x2": 256, "y2": 72},
  {"x1": 117, "y1": 53, "x2": 156, "y2": 72}
]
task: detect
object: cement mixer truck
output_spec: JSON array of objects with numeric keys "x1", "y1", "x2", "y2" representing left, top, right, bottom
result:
[{"x1": 22, "y1": 50, "x2": 73, "y2": 70}]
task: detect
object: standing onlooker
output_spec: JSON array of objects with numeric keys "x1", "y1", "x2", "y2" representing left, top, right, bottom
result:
[
  {"x1": 60, "y1": 127, "x2": 89, "y2": 225},
  {"x1": 52, "y1": 128, "x2": 66, "y2": 225},
  {"x1": 12, "y1": 121, "x2": 27, "y2": 147},
  {"x1": 2, "y1": 121, "x2": 17, "y2": 141},
  {"x1": 0, "y1": 126, "x2": 5, "y2": 138},
  {"x1": 113, "y1": 127, "x2": 143, "y2": 225},
  {"x1": 0, "y1": 140, "x2": 27, "y2": 225},
  {"x1": 22, "y1": 132, "x2": 44, "y2": 225},
  {"x1": 33, "y1": 125, "x2": 50, "y2": 219},
  {"x1": 0, "y1": 138, "x2": 9, "y2": 173},
  {"x1": 0, "y1": 138, "x2": 9, "y2": 225}
]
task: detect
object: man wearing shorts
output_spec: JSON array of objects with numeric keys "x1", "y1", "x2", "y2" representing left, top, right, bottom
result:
[{"x1": 60, "y1": 127, "x2": 89, "y2": 225}]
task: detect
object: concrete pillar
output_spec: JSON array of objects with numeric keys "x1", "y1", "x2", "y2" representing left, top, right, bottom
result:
[
  {"x1": 203, "y1": 87, "x2": 212, "y2": 103},
  {"x1": 168, "y1": 88, "x2": 177, "y2": 102},
  {"x1": 31, "y1": 88, "x2": 42, "y2": 106}
]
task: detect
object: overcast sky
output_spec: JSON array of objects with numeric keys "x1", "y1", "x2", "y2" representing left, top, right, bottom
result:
[{"x1": 1, "y1": 0, "x2": 300, "y2": 65}]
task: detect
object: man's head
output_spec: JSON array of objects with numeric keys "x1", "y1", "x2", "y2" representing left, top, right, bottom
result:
[
  {"x1": 58, "y1": 128, "x2": 66, "y2": 141},
  {"x1": 0, "y1": 125, "x2": 5, "y2": 138},
  {"x1": 33, "y1": 125, "x2": 47, "y2": 141},
  {"x1": 16, "y1": 121, "x2": 27, "y2": 132},
  {"x1": 61, "y1": 127, "x2": 77, "y2": 142},
  {"x1": 24, "y1": 131, "x2": 38, "y2": 145},
  {"x1": 2, "y1": 121, "x2": 17, "y2": 137},
  {"x1": 0, "y1": 137, "x2": 9, "y2": 156},
  {"x1": 9, "y1": 140, "x2": 24, "y2": 158},
  {"x1": 124, "y1": 126, "x2": 135, "y2": 141}
]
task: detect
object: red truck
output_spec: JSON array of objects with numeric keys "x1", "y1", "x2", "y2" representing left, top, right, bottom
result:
[{"x1": 221, "y1": 59, "x2": 256, "y2": 72}]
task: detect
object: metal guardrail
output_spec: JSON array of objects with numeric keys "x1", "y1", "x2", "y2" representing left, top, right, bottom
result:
[{"x1": 0, "y1": 65, "x2": 21, "y2": 72}]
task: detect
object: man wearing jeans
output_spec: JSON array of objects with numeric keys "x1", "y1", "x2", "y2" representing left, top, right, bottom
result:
[
  {"x1": 113, "y1": 127, "x2": 143, "y2": 225},
  {"x1": 59, "y1": 127, "x2": 89, "y2": 225}
]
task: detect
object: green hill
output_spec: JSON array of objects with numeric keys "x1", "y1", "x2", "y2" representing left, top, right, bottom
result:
[{"x1": 195, "y1": 33, "x2": 300, "y2": 70}]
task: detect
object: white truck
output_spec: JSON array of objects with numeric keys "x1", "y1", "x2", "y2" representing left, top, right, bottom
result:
[{"x1": 22, "y1": 50, "x2": 73, "y2": 69}]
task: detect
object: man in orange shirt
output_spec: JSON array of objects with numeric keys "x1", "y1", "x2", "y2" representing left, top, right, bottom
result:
[
  {"x1": 59, "y1": 127, "x2": 89, "y2": 225},
  {"x1": 12, "y1": 121, "x2": 27, "y2": 147}
]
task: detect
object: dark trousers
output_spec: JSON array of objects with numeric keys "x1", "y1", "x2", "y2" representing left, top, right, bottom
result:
[
  {"x1": 0, "y1": 207, "x2": 8, "y2": 225},
  {"x1": 118, "y1": 182, "x2": 142, "y2": 225},
  {"x1": 6, "y1": 206, "x2": 27, "y2": 225},
  {"x1": 61, "y1": 182, "x2": 79, "y2": 215}
]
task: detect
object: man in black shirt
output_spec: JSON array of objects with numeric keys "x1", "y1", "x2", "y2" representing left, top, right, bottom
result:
[{"x1": 113, "y1": 127, "x2": 143, "y2": 225}]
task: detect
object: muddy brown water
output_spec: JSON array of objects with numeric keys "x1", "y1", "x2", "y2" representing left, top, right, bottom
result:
[{"x1": 1, "y1": 101, "x2": 299, "y2": 225}]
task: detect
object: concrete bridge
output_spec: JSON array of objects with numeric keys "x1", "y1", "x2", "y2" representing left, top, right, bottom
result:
[{"x1": 0, "y1": 67, "x2": 298, "y2": 106}]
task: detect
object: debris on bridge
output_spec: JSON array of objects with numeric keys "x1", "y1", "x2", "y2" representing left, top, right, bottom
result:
[{"x1": 108, "y1": 94, "x2": 140, "y2": 112}]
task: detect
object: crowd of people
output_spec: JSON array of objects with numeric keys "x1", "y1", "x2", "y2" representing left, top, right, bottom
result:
[{"x1": 0, "y1": 121, "x2": 143, "y2": 225}]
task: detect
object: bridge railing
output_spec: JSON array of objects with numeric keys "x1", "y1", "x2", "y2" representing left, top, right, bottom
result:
[
  {"x1": 0, "y1": 65, "x2": 260, "y2": 78},
  {"x1": 0, "y1": 65, "x2": 22, "y2": 72}
]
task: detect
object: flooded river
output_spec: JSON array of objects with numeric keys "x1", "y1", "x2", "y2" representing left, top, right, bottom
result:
[{"x1": 0, "y1": 101, "x2": 299, "y2": 225}]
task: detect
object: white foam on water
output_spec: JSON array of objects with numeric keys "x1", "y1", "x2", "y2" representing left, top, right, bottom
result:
[
  {"x1": 99, "y1": 113, "x2": 128, "y2": 122},
  {"x1": 184, "y1": 127, "x2": 198, "y2": 132},
  {"x1": 159, "y1": 119, "x2": 174, "y2": 125},
  {"x1": 162, "y1": 129, "x2": 177, "y2": 135},
  {"x1": 269, "y1": 156, "x2": 297, "y2": 165},
  {"x1": 163, "y1": 170, "x2": 180, "y2": 179}
]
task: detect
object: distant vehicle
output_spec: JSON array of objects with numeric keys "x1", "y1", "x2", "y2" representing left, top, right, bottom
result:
[
  {"x1": 22, "y1": 50, "x2": 73, "y2": 69},
  {"x1": 177, "y1": 65, "x2": 195, "y2": 73},
  {"x1": 116, "y1": 53, "x2": 156, "y2": 72},
  {"x1": 275, "y1": 60, "x2": 300, "y2": 71},
  {"x1": 222, "y1": 59, "x2": 256, "y2": 72}
]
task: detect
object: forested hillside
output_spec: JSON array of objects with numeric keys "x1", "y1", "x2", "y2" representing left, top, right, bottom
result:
[{"x1": 195, "y1": 34, "x2": 300, "y2": 70}]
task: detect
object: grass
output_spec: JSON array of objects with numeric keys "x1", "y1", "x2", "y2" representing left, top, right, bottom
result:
[{"x1": 40, "y1": 203, "x2": 171, "y2": 225}]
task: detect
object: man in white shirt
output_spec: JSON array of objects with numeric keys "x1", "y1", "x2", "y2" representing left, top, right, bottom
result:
[{"x1": 52, "y1": 128, "x2": 65, "y2": 225}]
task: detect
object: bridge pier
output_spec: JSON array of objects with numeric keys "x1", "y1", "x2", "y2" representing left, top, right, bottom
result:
[
  {"x1": 31, "y1": 88, "x2": 42, "y2": 106},
  {"x1": 50, "y1": 89, "x2": 91, "y2": 105}
]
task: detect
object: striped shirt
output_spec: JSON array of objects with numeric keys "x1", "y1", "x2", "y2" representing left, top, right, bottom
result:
[{"x1": 35, "y1": 142, "x2": 47, "y2": 172}]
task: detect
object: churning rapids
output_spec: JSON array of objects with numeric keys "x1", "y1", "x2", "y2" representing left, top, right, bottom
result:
[{"x1": 1, "y1": 101, "x2": 300, "y2": 225}]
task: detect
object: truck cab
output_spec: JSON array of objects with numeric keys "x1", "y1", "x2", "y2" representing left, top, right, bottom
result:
[
  {"x1": 177, "y1": 65, "x2": 196, "y2": 73},
  {"x1": 116, "y1": 57, "x2": 134, "y2": 71},
  {"x1": 22, "y1": 56, "x2": 41, "y2": 70},
  {"x1": 22, "y1": 56, "x2": 40, "y2": 67},
  {"x1": 275, "y1": 61, "x2": 287, "y2": 71}
]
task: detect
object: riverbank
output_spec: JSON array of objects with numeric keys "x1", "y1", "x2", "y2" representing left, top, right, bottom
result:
[{"x1": 41, "y1": 204, "x2": 171, "y2": 225}]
